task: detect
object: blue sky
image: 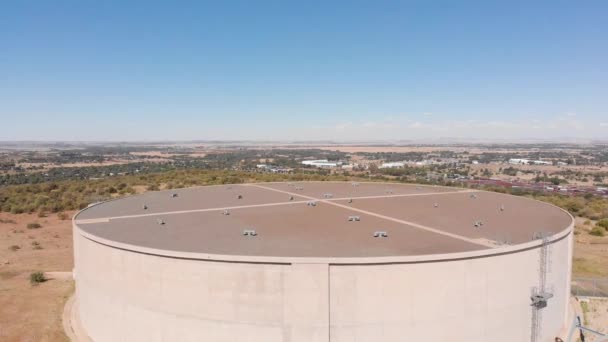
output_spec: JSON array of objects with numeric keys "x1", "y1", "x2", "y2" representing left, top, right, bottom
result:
[{"x1": 1, "y1": 1, "x2": 607, "y2": 141}]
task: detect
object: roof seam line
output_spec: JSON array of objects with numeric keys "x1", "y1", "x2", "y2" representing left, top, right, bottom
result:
[
  {"x1": 74, "y1": 200, "x2": 311, "y2": 223},
  {"x1": 247, "y1": 184, "x2": 495, "y2": 248},
  {"x1": 327, "y1": 189, "x2": 477, "y2": 201}
]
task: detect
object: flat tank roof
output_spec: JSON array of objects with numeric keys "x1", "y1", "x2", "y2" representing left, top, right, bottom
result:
[{"x1": 74, "y1": 182, "x2": 573, "y2": 258}]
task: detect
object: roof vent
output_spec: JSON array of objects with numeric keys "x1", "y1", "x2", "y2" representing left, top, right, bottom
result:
[
  {"x1": 237, "y1": 194, "x2": 243, "y2": 199},
  {"x1": 373, "y1": 231, "x2": 388, "y2": 238},
  {"x1": 500, "y1": 204, "x2": 505, "y2": 211},
  {"x1": 351, "y1": 182, "x2": 360, "y2": 187},
  {"x1": 348, "y1": 215, "x2": 361, "y2": 222},
  {"x1": 143, "y1": 204, "x2": 148, "y2": 210},
  {"x1": 385, "y1": 189, "x2": 394, "y2": 194},
  {"x1": 171, "y1": 193, "x2": 178, "y2": 198},
  {"x1": 289, "y1": 196, "x2": 294, "y2": 201},
  {"x1": 323, "y1": 193, "x2": 333, "y2": 198},
  {"x1": 470, "y1": 194, "x2": 478, "y2": 199},
  {"x1": 474, "y1": 220, "x2": 483, "y2": 228},
  {"x1": 348, "y1": 198, "x2": 353, "y2": 203},
  {"x1": 157, "y1": 219, "x2": 166, "y2": 225},
  {"x1": 226, "y1": 186, "x2": 232, "y2": 190},
  {"x1": 295, "y1": 186, "x2": 303, "y2": 190},
  {"x1": 307, "y1": 200, "x2": 317, "y2": 207},
  {"x1": 433, "y1": 203, "x2": 439, "y2": 208},
  {"x1": 242, "y1": 229, "x2": 257, "y2": 236},
  {"x1": 222, "y1": 209, "x2": 230, "y2": 216}
]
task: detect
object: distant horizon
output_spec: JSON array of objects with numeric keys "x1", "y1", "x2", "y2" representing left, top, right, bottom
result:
[{"x1": 2, "y1": 137, "x2": 608, "y2": 145}]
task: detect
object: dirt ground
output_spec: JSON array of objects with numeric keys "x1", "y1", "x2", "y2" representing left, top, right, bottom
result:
[
  {"x1": 0, "y1": 212, "x2": 75, "y2": 342},
  {"x1": 577, "y1": 298, "x2": 608, "y2": 341}
]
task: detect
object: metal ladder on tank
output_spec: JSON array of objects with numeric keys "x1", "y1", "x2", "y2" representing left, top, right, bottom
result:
[{"x1": 530, "y1": 232, "x2": 553, "y2": 342}]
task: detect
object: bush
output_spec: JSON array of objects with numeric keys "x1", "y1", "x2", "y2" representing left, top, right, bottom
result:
[
  {"x1": 26, "y1": 222, "x2": 42, "y2": 229},
  {"x1": 29, "y1": 271, "x2": 46, "y2": 285},
  {"x1": 31, "y1": 241, "x2": 42, "y2": 250},
  {"x1": 584, "y1": 220, "x2": 591, "y2": 226},
  {"x1": 597, "y1": 218, "x2": 608, "y2": 229},
  {"x1": 57, "y1": 212, "x2": 69, "y2": 220},
  {"x1": 8, "y1": 245, "x2": 20, "y2": 251},
  {"x1": 590, "y1": 226, "x2": 605, "y2": 237}
]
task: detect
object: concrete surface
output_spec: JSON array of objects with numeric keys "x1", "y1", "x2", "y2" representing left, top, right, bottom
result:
[{"x1": 72, "y1": 182, "x2": 574, "y2": 342}]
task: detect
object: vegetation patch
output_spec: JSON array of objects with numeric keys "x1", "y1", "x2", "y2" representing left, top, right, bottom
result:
[
  {"x1": 0, "y1": 169, "x2": 349, "y2": 214},
  {"x1": 589, "y1": 227, "x2": 606, "y2": 237},
  {"x1": 580, "y1": 301, "x2": 590, "y2": 325},
  {"x1": 26, "y1": 222, "x2": 42, "y2": 229},
  {"x1": 29, "y1": 271, "x2": 46, "y2": 285}
]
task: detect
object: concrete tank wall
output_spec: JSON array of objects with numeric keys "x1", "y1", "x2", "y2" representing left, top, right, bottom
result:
[
  {"x1": 73, "y1": 224, "x2": 572, "y2": 342},
  {"x1": 329, "y1": 232, "x2": 572, "y2": 341}
]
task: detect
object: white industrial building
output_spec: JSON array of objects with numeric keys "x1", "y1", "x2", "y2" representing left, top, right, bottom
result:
[
  {"x1": 379, "y1": 162, "x2": 405, "y2": 168},
  {"x1": 509, "y1": 158, "x2": 552, "y2": 166},
  {"x1": 301, "y1": 159, "x2": 341, "y2": 168}
]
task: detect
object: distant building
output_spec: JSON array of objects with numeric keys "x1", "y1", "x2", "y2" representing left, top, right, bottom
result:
[
  {"x1": 509, "y1": 159, "x2": 528, "y2": 165},
  {"x1": 257, "y1": 164, "x2": 292, "y2": 173},
  {"x1": 268, "y1": 167, "x2": 292, "y2": 174},
  {"x1": 379, "y1": 162, "x2": 405, "y2": 169},
  {"x1": 301, "y1": 160, "x2": 340, "y2": 168},
  {"x1": 508, "y1": 158, "x2": 551, "y2": 166}
]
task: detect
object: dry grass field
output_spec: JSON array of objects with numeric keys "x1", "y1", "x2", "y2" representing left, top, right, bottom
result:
[{"x1": 573, "y1": 217, "x2": 608, "y2": 277}]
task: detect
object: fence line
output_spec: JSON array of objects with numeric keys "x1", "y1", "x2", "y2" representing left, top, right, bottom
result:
[{"x1": 572, "y1": 278, "x2": 608, "y2": 297}]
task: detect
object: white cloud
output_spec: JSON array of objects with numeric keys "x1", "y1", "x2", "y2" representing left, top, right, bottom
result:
[
  {"x1": 335, "y1": 122, "x2": 353, "y2": 131},
  {"x1": 600, "y1": 122, "x2": 608, "y2": 127}
]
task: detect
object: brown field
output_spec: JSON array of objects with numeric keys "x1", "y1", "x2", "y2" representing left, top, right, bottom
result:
[
  {"x1": 573, "y1": 217, "x2": 608, "y2": 277},
  {"x1": 0, "y1": 207, "x2": 605, "y2": 341},
  {"x1": 130, "y1": 151, "x2": 207, "y2": 158},
  {"x1": 315, "y1": 145, "x2": 469, "y2": 153},
  {"x1": 0, "y1": 212, "x2": 75, "y2": 342},
  {"x1": 16, "y1": 160, "x2": 134, "y2": 171},
  {"x1": 312, "y1": 145, "x2": 592, "y2": 154}
]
